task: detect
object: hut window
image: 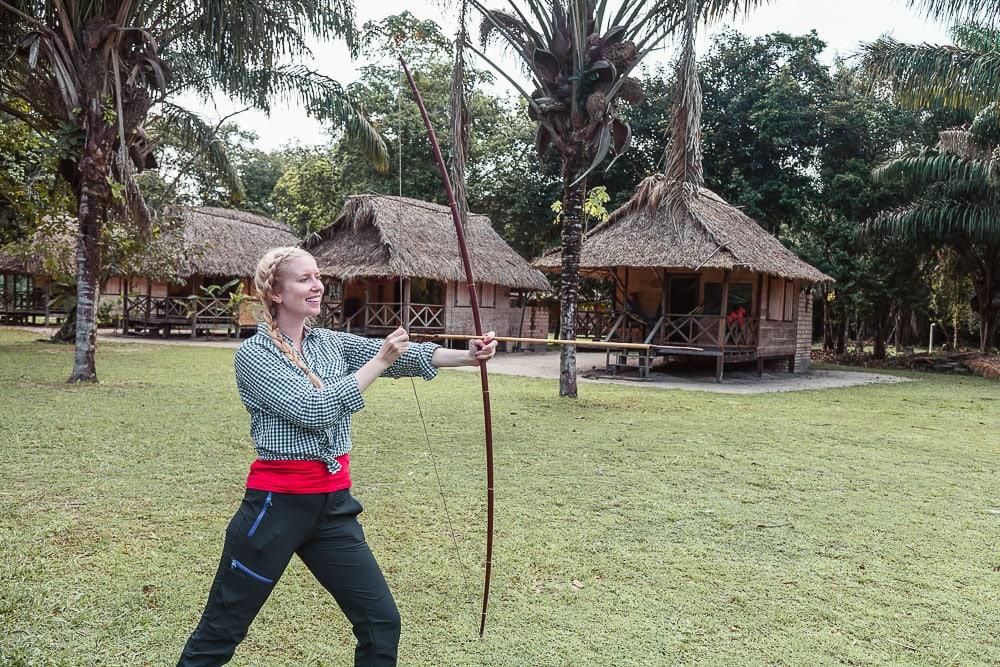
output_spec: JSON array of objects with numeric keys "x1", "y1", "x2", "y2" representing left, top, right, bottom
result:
[
  {"x1": 481, "y1": 283, "x2": 495, "y2": 308},
  {"x1": 410, "y1": 278, "x2": 443, "y2": 304},
  {"x1": 703, "y1": 283, "x2": 724, "y2": 316},
  {"x1": 455, "y1": 281, "x2": 495, "y2": 308},
  {"x1": 783, "y1": 281, "x2": 795, "y2": 322},
  {"x1": 703, "y1": 282, "x2": 753, "y2": 317},
  {"x1": 768, "y1": 277, "x2": 785, "y2": 321}
]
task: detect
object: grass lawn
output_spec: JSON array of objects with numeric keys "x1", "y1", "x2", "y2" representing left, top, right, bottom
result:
[{"x1": 1, "y1": 327, "x2": 998, "y2": 666}]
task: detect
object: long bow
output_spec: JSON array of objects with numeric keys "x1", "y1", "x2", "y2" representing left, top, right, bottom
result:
[{"x1": 399, "y1": 57, "x2": 496, "y2": 639}]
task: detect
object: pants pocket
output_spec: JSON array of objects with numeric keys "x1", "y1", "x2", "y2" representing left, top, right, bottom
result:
[{"x1": 219, "y1": 558, "x2": 275, "y2": 620}]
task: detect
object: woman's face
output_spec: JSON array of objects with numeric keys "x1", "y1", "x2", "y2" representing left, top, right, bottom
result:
[{"x1": 272, "y1": 254, "x2": 324, "y2": 319}]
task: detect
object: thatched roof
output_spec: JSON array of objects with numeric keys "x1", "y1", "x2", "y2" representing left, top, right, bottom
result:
[
  {"x1": 303, "y1": 194, "x2": 550, "y2": 290},
  {"x1": 168, "y1": 206, "x2": 299, "y2": 278},
  {"x1": 534, "y1": 175, "x2": 833, "y2": 283},
  {"x1": 0, "y1": 208, "x2": 297, "y2": 280},
  {"x1": 0, "y1": 216, "x2": 76, "y2": 276}
]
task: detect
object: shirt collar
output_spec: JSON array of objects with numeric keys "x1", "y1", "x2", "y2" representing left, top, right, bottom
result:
[{"x1": 256, "y1": 321, "x2": 316, "y2": 343}]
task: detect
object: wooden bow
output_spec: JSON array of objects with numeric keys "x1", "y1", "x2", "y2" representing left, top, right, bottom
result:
[{"x1": 400, "y1": 57, "x2": 496, "y2": 639}]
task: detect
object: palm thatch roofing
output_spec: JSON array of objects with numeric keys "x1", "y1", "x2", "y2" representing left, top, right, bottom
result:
[
  {"x1": 168, "y1": 206, "x2": 299, "y2": 278},
  {"x1": 534, "y1": 175, "x2": 833, "y2": 283},
  {"x1": 0, "y1": 216, "x2": 76, "y2": 276},
  {"x1": 303, "y1": 194, "x2": 550, "y2": 291}
]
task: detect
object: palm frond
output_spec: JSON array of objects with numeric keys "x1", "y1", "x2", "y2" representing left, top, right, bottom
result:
[
  {"x1": 206, "y1": 64, "x2": 388, "y2": 173},
  {"x1": 970, "y1": 101, "x2": 1000, "y2": 145},
  {"x1": 873, "y1": 149, "x2": 996, "y2": 185},
  {"x1": 908, "y1": 0, "x2": 1000, "y2": 26},
  {"x1": 154, "y1": 102, "x2": 244, "y2": 200},
  {"x1": 664, "y1": 0, "x2": 703, "y2": 191},
  {"x1": 951, "y1": 21, "x2": 1000, "y2": 50},
  {"x1": 870, "y1": 197, "x2": 1000, "y2": 242},
  {"x1": 860, "y1": 36, "x2": 1000, "y2": 109}
]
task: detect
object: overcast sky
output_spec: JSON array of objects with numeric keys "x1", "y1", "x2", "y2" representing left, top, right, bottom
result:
[{"x1": 179, "y1": 0, "x2": 952, "y2": 150}]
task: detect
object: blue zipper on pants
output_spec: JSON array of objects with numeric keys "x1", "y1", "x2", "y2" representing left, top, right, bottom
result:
[
  {"x1": 247, "y1": 491, "x2": 272, "y2": 537},
  {"x1": 230, "y1": 558, "x2": 273, "y2": 584}
]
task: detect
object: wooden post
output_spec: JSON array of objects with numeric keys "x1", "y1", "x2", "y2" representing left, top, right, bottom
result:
[
  {"x1": 402, "y1": 277, "x2": 411, "y2": 331},
  {"x1": 122, "y1": 277, "x2": 130, "y2": 336},
  {"x1": 718, "y1": 270, "x2": 731, "y2": 345},
  {"x1": 661, "y1": 269, "x2": 667, "y2": 322},
  {"x1": 754, "y1": 272, "x2": 764, "y2": 372},
  {"x1": 43, "y1": 283, "x2": 51, "y2": 326}
]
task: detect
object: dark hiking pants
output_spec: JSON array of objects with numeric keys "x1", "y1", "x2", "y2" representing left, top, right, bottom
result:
[{"x1": 177, "y1": 488, "x2": 400, "y2": 666}]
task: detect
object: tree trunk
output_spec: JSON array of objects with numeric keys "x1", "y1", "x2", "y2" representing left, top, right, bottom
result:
[
  {"x1": 558, "y1": 174, "x2": 586, "y2": 398},
  {"x1": 835, "y1": 313, "x2": 847, "y2": 355},
  {"x1": 68, "y1": 103, "x2": 113, "y2": 383},
  {"x1": 969, "y1": 244, "x2": 999, "y2": 354}
]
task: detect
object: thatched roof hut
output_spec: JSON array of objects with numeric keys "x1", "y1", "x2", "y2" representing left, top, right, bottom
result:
[
  {"x1": 534, "y1": 175, "x2": 832, "y2": 284},
  {"x1": 304, "y1": 194, "x2": 550, "y2": 290},
  {"x1": 0, "y1": 217, "x2": 76, "y2": 276},
  {"x1": 168, "y1": 206, "x2": 299, "y2": 278}
]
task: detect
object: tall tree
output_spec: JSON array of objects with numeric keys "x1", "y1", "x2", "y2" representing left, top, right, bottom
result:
[
  {"x1": 469, "y1": 0, "x2": 764, "y2": 397},
  {"x1": 861, "y1": 11, "x2": 1000, "y2": 352},
  {"x1": 0, "y1": 0, "x2": 388, "y2": 382}
]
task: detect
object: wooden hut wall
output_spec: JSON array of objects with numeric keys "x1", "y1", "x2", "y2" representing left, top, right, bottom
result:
[
  {"x1": 445, "y1": 280, "x2": 515, "y2": 337},
  {"x1": 757, "y1": 277, "x2": 800, "y2": 359},
  {"x1": 619, "y1": 268, "x2": 662, "y2": 316}
]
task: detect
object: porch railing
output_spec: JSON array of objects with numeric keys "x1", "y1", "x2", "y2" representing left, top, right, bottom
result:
[
  {"x1": 575, "y1": 301, "x2": 616, "y2": 339},
  {"x1": 344, "y1": 302, "x2": 446, "y2": 334},
  {"x1": 123, "y1": 295, "x2": 239, "y2": 336},
  {"x1": 1, "y1": 288, "x2": 49, "y2": 313},
  {"x1": 659, "y1": 313, "x2": 759, "y2": 349}
]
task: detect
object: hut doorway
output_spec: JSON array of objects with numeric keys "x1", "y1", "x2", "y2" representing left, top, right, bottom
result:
[{"x1": 667, "y1": 275, "x2": 699, "y2": 315}]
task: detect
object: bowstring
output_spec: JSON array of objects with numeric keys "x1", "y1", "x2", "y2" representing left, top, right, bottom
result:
[{"x1": 398, "y1": 57, "x2": 475, "y2": 607}]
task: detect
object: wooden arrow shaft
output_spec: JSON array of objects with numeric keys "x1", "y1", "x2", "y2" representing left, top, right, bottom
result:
[{"x1": 409, "y1": 333, "x2": 703, "y2": 353}]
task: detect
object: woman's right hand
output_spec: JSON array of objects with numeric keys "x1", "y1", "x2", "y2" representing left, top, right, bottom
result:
[{"x1": 376, "y1": 327, "x2": 409, "y2": 366}]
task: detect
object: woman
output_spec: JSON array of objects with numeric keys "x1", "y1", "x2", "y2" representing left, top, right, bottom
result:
[{"x1": 178, "y1": 247, "x2": 496, "y2": 666}]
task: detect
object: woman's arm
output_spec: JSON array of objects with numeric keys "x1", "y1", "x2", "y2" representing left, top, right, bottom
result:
[{"x1": 431, "y1": 331, "x2": 497, "y2": 367}]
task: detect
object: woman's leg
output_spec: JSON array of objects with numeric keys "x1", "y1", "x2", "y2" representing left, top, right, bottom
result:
[
  {"x1": 297, "y1": 491, "x2": 401, "y2": 667},
  {"x1": 177, "y1": 491, "x2": 318, "y2": 666}
]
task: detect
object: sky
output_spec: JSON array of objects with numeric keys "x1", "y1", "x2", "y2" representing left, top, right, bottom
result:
[{"x1": 180, "y1": 0, "x2": 953, "y2": 150}]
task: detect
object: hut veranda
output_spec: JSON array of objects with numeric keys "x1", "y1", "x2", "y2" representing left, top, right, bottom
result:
[
  {"x1": 304, "y1": 194, "x2": 551, "y2": 342},
  {"x1": 535, "y1": 175, "x2": 833, "y2": 381}
]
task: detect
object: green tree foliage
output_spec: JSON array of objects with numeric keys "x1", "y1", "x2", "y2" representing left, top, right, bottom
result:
[
  {"x1": 861, "y1": 11, "x2": 1000, "y2": 351},
  {"x1": 0, "y1": 0, "x2": 388, "y2": 382},
  {"x1": 0, "y1": 110, "x2": 71, "y2": 245},
  {"x1": 272, "y1": 150, "x2": 343, "y2": 236}
]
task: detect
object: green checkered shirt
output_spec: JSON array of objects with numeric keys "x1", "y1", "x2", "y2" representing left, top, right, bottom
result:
[{"x1": 234, "y1": 323, "x2": 440, "y2": 473}]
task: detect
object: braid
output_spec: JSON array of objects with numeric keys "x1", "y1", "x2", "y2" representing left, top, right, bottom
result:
[{"x1": 254, "y1": 246, "x2": 325, "y2": 389}]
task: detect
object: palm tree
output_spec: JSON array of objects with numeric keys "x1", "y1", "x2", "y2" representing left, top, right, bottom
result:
[
  {"x1": 0, "y1": 0, "x2": 388, "y2": 382},
  {"x1": 861, "y1": 7, "x2": 1000, "y2": 352},
  {"x1": 467, "y1": 0, "x2": 763, "y2": 397}
]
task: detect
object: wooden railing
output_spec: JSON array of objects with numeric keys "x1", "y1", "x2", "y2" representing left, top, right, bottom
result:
[
  {"x1": 123, "y1": 295, "x2": 239, "y2": 337},
  {"x1": 575, "y1": 301, "x2": 615, "y2": 339},
  {"x1": 725, "y1": 317, "x2": 759, "y2": 347},
  {"x1": 1, "y1": 288, "x2": 47, "y2": 312},
  {"x1": 344, "y1": 302, "x2": 446, "y2": 333},
  {"x1": 658, "y1": 313, "x2": 759, "y2": 349},
  {"x1": 408, "y1": 303, "x2": 444, "y2": 330}
]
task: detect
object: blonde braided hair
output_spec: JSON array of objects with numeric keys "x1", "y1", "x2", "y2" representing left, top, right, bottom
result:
[{"x1": 254, "y1": 246, "x2": 324, "y2": 389}]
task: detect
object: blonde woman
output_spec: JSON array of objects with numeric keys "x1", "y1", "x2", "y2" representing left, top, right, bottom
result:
[{"x1": 178, "y1": 247, "x2": 496, "y2": 666}]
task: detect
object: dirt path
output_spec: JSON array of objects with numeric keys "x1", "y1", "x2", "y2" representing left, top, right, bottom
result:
[{"x1": 449, "y1": 350, "x2": 911, "y2": 394}]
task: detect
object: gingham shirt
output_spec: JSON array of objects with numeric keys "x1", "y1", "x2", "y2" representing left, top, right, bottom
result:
[{"x1": 234, "y1": 322, "x2": 440, "y2": 473}]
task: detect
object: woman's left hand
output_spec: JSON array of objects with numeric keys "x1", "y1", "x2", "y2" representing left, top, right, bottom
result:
[{"x1": 469, "y1": 331, "x2": 497, "y2": 363}]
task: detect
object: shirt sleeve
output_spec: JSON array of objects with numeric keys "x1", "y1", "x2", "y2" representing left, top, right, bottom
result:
[
  {"x1": 336, "y1": 332, "x2": 441, "y2": 381},
  {"x1": 234, "y1": 343, "x2": 365, "y2": 431}
]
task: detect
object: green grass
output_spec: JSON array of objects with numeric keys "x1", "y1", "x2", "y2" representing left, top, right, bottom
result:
[{"x1": 1, "y1": 327, "x2": 998, "y2": 666}]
